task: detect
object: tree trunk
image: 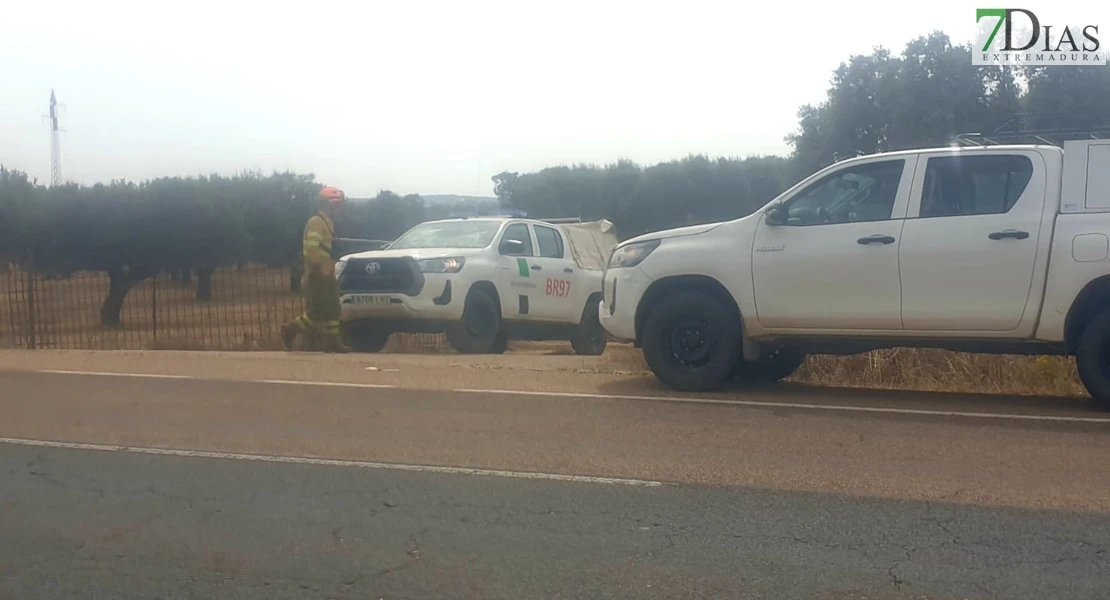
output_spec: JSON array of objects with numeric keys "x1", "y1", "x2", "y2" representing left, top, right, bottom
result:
[
  {"x1": 195, "y1": 266, "x2": 214, "y2": 301},
  {"x1": 101, "y1": 268, "x2": 142, "y2": 327}
]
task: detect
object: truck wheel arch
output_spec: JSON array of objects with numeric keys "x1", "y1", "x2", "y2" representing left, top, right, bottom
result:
[
  {"x1": 467, "y1": 280, "x2": 502, "y2": 316},
  {"x1": 1065, "y1": 275, "x2": 1110, "y2": 355},
  {"x1": 584, "y1": 291, "x2": 602, "y2": 313},
  {"x1": 580, "y1": 291, "x2": 604, "y2": 329},
  {"x1": 634, "y1": 275, "x2": 741, "y2": 346}
]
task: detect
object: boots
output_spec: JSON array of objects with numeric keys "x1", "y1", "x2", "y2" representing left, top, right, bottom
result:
[
  {"x1": 281, "y1": 323, "x2": 299, "y2": 351},
  {"x1": 303, "y1": 329, "x2": 322, "y2": 352},
  {"x1": 282, "y1": 320, "x2": 349, "y2": 353},
  {"x1": 321, "y1": 333, "x2": 351, "y2": 354}
]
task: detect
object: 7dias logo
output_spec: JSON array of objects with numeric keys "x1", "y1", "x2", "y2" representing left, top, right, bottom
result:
[{"x1": 974, "y1": 8, "x2": 1105, "y2": 65}]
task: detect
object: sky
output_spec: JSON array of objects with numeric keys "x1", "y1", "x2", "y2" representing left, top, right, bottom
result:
[{"x1": 0, "y1": 0, "x2": 1099, "y2": 197}]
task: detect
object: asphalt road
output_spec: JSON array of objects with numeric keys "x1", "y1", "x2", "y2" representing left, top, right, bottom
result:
[{"x1": 2, "y1": 359, "x2": 1110, "y2": 599}]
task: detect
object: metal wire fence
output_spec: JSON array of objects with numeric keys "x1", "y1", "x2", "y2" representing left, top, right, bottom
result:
[{"x1": 0, "y1": 262, "x2": 451, "y2": 353}]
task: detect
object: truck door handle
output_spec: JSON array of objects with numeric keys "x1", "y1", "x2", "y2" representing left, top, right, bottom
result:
[
  {"x1": 857, "y1": 235, "x2": 896, "y2": 245},
  {"x1": 563, "y1": 267, "x2": 574, "y2": 273},
  {"x1": 988, "y1": 229, "x2": 1029, "y2": 240},
  {"x1": 531, "y1": 264, "x2": 542, "y2": 271}
]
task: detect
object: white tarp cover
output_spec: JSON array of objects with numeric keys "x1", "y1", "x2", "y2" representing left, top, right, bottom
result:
[{"x1": 559, "y1": 219, "x2": 619, "y2": 271}]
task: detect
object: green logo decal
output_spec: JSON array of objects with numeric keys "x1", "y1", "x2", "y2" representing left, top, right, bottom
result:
[
  {"x1": 516, "y1": 258, "x2": 530, "y2": 277},
  {"x1": 976, "y1": 8, "x2": 1007, "y2": 51}
]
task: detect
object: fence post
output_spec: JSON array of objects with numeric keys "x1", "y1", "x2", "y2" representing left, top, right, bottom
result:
[
  {"x1": 25, "y1": 254, "x2": 36, "y2": 350},
  {"x1": 152, "y1": 270, "x2": 158, "y2": 343}
]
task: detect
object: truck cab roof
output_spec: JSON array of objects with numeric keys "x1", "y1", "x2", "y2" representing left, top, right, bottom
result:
[
  {"x1": 423, "y1": 216, "x2": 584, "y2": 226},
  {"x1": 833, "y1": 144, "x2": 1065, "y2": 165}
]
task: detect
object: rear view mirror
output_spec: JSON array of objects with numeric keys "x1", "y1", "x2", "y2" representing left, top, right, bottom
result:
[{"x1": 764, "y1": 205, "x2": 788, "y2": 226}]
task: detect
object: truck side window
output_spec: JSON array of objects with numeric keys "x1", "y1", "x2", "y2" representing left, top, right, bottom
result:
[
  {"x1": 919, "y1": 155, "x2": 1034, "y2": 218},
  {"x1": 533, "y1": 225, "x2": 565, "y2": 259},
  {"x1": 500, "y1": 223, "x2": 534, "y2": 256},
  {"x1": 782, "y1": 160, "x2": 906, "y2": 226}
]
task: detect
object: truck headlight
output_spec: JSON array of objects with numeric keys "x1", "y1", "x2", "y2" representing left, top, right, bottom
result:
[
  {"x1": 334, "y1": 258, "x2": 348, "y2": 278},
  {"x1": 418, "y1": 257, "x2": 465, "y2": 273},
  {"x1": 608, "y1": 239, "x2": 661, "y2": 269}
]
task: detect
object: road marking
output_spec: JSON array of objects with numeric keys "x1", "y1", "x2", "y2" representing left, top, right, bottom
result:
[
  {"x1": 453, "y1": 388, "x2": 1110, "y2": 424},
  {"x1": 0, "y1": 437, "x2": 667, "y2": 487},
  {"x1": 38, "y1": 370, "x2": 194, "y2": 380},
  {"x1": 263, "y1": 379, "x2": 396, "y2": 389},
  {"x1": 27, "y1": 369, "x2": 1109, "y2": 424},
  {"x1": 32, "y1": 371, "x2": 395, "y2": 389}
]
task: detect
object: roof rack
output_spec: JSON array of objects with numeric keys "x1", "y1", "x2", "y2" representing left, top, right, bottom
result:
[
  {"x1": 953, "y1": 112, "x2": 1110, "y2": 147},
  {"x1": 535, "y1": 216, "x2": 583, "y2": 224},
  {"x1": 446, "y1": 208, "x2": 529, "y2": 219},
  {"x1": 443, "y1": 210, "x2": 586, "y2": 224}
]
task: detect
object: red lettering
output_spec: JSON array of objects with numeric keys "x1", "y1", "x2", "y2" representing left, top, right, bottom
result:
[{"x1": 545, "y1": 278, "x2": 572, "y2": 297}]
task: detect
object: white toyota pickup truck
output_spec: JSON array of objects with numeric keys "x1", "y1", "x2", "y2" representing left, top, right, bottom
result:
[
  {"x1": 599, "y1": 130, "x2": 1110, "y2": 409},
  {"x1": 336, "y1": 216, "x2": 619, "y2": 355}
]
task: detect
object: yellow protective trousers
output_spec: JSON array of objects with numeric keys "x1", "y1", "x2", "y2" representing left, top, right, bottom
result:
[{"x1": 290, "y1": 272, "x2": 342, "y2": 339}]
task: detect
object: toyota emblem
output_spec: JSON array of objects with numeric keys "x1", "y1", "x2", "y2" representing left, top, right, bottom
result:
[{"x1": 365, "y1": 262, "x2": 381, "y2": 275}]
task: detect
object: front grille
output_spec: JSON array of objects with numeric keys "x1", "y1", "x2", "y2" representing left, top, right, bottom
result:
[{"x1": 339, "y1": 257, "x2": 425, "y2": 295}]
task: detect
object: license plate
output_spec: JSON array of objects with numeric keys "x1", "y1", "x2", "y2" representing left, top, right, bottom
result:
[{"x1": 350, "y1": 295, "x2": 392, "y2": 306}]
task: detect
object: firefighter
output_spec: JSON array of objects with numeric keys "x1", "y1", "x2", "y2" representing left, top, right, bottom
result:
[{"x1": 281, "y1": 185, "x2": 350, "y2": 353}]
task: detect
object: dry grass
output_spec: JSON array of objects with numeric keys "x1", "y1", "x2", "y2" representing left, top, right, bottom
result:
[
  {"x1": 1, "y1": 264, "x2": 1088, "y2": 397},
  {"x1": 795, "y1": 349, "x2": 1085, "y2": 397},
  {"x1": 0, "y1": 265, "x2": 450, "y2": 353},
  {"x1": 516, "y1": 340, "x2": 1086, "y2": 397}
]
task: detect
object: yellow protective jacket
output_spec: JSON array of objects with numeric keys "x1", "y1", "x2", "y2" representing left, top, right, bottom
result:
[{"x1": 302, "y1": 211, "x2": 335, "y2": 277}]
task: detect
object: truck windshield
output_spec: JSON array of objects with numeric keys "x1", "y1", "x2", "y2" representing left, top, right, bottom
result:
[{"x1": 389, "y1": 221, "x2": 502, "y2": 249}]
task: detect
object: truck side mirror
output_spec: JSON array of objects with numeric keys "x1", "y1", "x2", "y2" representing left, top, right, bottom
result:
[
  {"x1": 764, "y1": 205, "x2": 788, "y2": 226},
  {"x1": 500, "y1": 238, "x2": 526, "y2": 255}
]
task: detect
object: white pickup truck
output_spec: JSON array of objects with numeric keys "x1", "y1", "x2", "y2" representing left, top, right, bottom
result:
[
  {"x1": 599, "y1": 132, "x2": 1110, "y2": 409},
  {"x1": 336, "y1": 216, "x2": 619, "y2": 355}
]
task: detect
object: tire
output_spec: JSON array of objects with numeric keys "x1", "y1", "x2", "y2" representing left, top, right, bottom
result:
[
  {"x1": 341, "y1": 321, "x2": 391, "y2": 353},
  {"x1": 1075, "y1": 310, "x2": 1110, "y2": 411},
  {"x1": 446, "y1": 288, "x2": 503, "y2": 354},
  {"x1": 490, "y1": 329, "x2": 509, "y2": 354},
  {"x1": 735, "y1": 346, "x2": 806, "y2": 383},
  {"x1": 641, "y1": 291, "x2": 742, "y2": 392},
  {"x1": 571, "y1": 296, "x2": 607, "y2": 356}
]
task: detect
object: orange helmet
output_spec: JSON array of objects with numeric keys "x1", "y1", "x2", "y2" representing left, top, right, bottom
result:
[{"x1": 319, "y1": 185, "x2": 346, "y2": 204}]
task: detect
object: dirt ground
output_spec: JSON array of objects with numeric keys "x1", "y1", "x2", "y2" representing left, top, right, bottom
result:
[
  {"x1": 512, "y1": 341, "x2": 1086, "y2": 397},
  {"x1": 0, "y1": 266, "x2": 449, "y2": 353},
  {"x1": 0, "y1": 265, "x2": 1087, "y2": 397}
]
